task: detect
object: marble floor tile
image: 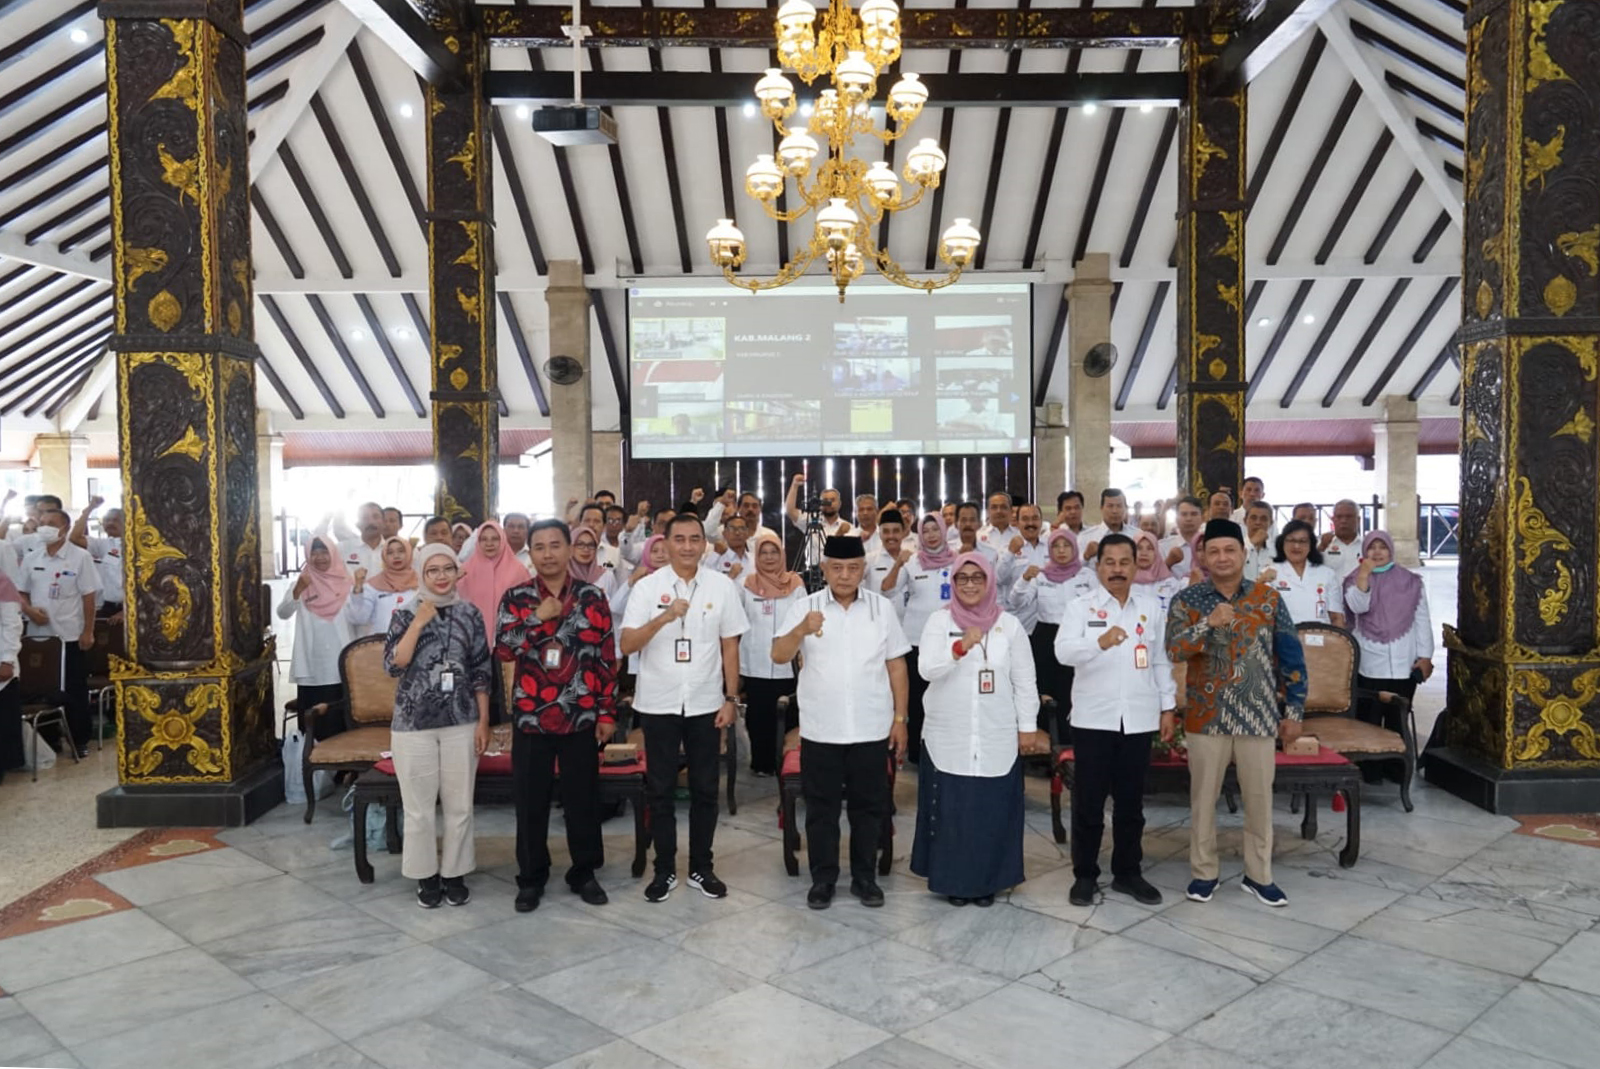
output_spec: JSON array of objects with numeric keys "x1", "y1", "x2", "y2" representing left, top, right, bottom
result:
[
  {"x1": 1252, "y1": 868, "x2": 1405, "y2": 930},
  {"x1": 773, "y1": 939, "x2": 1006, "y2": 1033},
  {"x1": 1424, "y1": 858, "x2": 1600, "y2": 929},
  {"x1": 1351, "y1": 894, "x2": 1568, "y2": 976},
  {"x1": 92, "y1": 848, "x2": 282, "y2": 907},
  {"x1": 1274, "y1": 845, "x2": 1446, "y2": 896},
  {"x1": 270, "y1": 1043, "x2": 385, "y2": 1069},
  {"x1": 292, "y1": 858, "x2": 408, "y2": 903},
  {"x1": 1145, "y1": 897, "x2": 1341, "y2": 955},
  {"x1": 1184, "y1": 982, "x2": 1453, "y2": 1069},
  {"x1": 892, "y1": 903, "x2": 1096, "y2": 980},
  {"x1": 1276, "y1": 934, "x2": 1517, "y2": 1031},
  {"x1": 664, "y1": 900, "x2": 879, "y2": 981},
  {"x1": 144, "y1": 874, "x2": 348, "y2": 945},
  {"x1": 905, "y1": 982, "x2": 1167, "y2": 1069},
  {"x1": 543, "y1": 1039, "x2": 681, "y2": 1069},
  {"x1": 0, "y1": 909, "x2": 188, "y2": 993},
  {"x1": 224, "y1": 828, "x2": 367, "y2": 874},
  {"x1": 705, "y1": 839, "x2": 805, "y2": 901},
  {"x1": 631, "y1": 984, "x2": 890, "y2": 1069},
  {"x1": 1007, "y1": 865, "x2": 1175, "y2": 932},
  {"x1": 1463, "y1": 981, "x2": 1600, "y2": 1069},
  {"x1": 1419, "y1": 1036, "x2": 1568, "y2": 1069},
  {"x1": 830, "y1": 1039, "x2": 980, "y2": 1069},
  {"x1": 564, "y1": 877, "x2": 766, "y2": 939},
  {"x1": 352, "y1": 985, "x2": 614, "y2": 1069},
  {"x1": 0, "y1": 997, "x2": 61, "y2": 1063},
  {"x1": 70, "y1": 992, "x2": 339, "y2": 1069},
  {"x1": 522, "y1": 941, "x2": 755, "y2": 1035},
  {"x1": 1120, "y1": 912, "x2": 1306, "y2": 982},
  {"x1": 277, "y1": 943, "x2": 500, "y2": 1042},
  {"x1": 1027, "y1": 934, "x2": 1258, "y2": 1032},
  {"x1": 1342, "y1": 812, "x2": 1512, "y2": 861},
  {"x1": 15, "y1": 947, "x2": 254, "y2": 1049},
  {"x1": 1468, "y1": 833, "x2": 1600, "y2": 884},
  {"x1": 778, "y1": 874, "x2": 956, "y2": 938},
  {"x1": 433, "y1": 903, "x2": 652, "y2": 984},
  {"x1": 351, "y1": 874, "x2": 522, "y2": 941},
  {"x1": 9, "y1": 1050, "x2": 82, "y2": 1069},
  {"x1": 1125, "y1": 1038, "x2": 1274, "y2": 1069},
  {"x1": 202, "y1": 906, "x2": 417, "y2": 990},
  {"x1": 1533, "y1": 930, "x2": 1600, "y2": 997}
]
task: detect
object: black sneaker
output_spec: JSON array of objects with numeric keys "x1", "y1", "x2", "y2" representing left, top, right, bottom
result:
[
  {"x1": 514, "y1": 886, "x2": 543, "y2": 913},
  {"x1": 572, "y1": 879, "x2": 609, "y2": 906},
  {"x1": 1110, "y1": 875, "x2": 1163, "y2": 906},
  {"x1": 1068, "y1": 878, "x2": 1098, "y2": 907},
  {"x1": 442, "y1": 876, "x2": 470, "y2": 907},
  {"x1": 850, "y1": 880, "x2": 885, "y2": 908},
  {"x1": 688, "y1": 870, "x2": 727, "y2": 899},
  {"x1": 417, "y1": 875, "x2": 443, "y2": 909},
  {"x1": 807, "y1": 883, "x2": 835, "y2": 910},
  {"x1": 645, "y1": 873, "x2": 677, "y2": 902}
]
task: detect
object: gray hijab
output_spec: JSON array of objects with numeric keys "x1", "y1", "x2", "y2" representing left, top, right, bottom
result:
[{"x1": 413, "y1": 542, "x2": 462, "y2": 607}]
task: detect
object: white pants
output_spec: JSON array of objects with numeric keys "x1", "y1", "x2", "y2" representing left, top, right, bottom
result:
[{"x1": 389, "y1": 722, "x2": 479, "y2": 880}]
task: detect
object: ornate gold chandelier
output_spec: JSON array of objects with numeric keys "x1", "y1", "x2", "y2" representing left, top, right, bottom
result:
[{"x1": 703, "y1": 0, "x2": 981, "y2": 302}]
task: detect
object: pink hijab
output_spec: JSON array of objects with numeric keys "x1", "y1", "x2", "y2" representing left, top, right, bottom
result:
[
  {"x1": 1133, "y1": 530, "x2": 1174, "y2": 583},
  {"x1": 298, "y1": 537, "x2": 352, "y2": 620},
  {"x1": 569, "y1": 526, "x2": 605, "y2": 584},
  {"x1": 636, "y1": 534, "x2": 666, "y2": 576},
  {"x1": 949, "y1": 552, "x2": 1002, "y2": 633},
  {"x1": 1043, "y1": 527, "x2": 1082, "y2": 583},
  {"x1": 917, "y1": 512, "x2": 956, "y2": 570},
  {"x1": 456, "y1": 520, "x2": 530, "y2": 641}
]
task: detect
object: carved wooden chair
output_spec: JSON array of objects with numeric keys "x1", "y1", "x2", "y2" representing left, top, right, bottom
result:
[
  {"x1": 298, "y1": 635, "x2": 394, "y2": 823},
  {"x1": 1296, "y1": 621, "x2": 1415, "y2": 812},
  {"x1": 18, "y1": 637, "x2": 76, "y2": 781}
]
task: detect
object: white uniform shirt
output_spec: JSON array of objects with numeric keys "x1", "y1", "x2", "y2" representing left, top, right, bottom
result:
[
  {"x1": 1054, "y1": 587, "x2": 1176, "y2": 733},
  {"x1": 781, "y1": 588, "x2": 910, "y2": 743},
  {"x1": 738, "y1": 582, "x2": 804, "y2": 680},
  {"x1": 916, "y1": 609, "x2": 1038, "y2": 776},
  {"x1": 599, "y1": 536, "x2": 630, "y2": 580},
  {"x1": 369, "y1": 587, "x2": 419, "y2": 636},
  {"x1": 995, "y1": 538, "x2": 1049, "y2": 622},
  {"x1": 1136, "y1": 577, "x2": 1185, "y2": 622},
  {"x1": 85, "y1": 535, "x2": 125, "y2": 606},
  {"x1": 902, "y1": 558, "x2": 955, "y2": 646},
  {"x1": 0, "y1": 601, "x2": 21, "y2": 691},
  {"x1": 338, "y1": 538, "x2": 387, "y2": 579},
  {"x1": 708, "y1": 546, "x2": 754, "y2": 579},
  {"x1": 865, "y1": 549, "x2": 910, "y2": 620},
  {"x1": 857, "y1": 527, "x2": 883, "y2": 557},
  {"x1": 1343, "y1": 577, "x2": 1435, "y2": 678},
  {"x1": 276, "y1": 584, "x2": 376, "y2": 686},
  {"x1": 622, "y1": 565, "x2": 750, "y2": 716},
  {"x1": 19, "y1": 543, "x2": 102, "y2": 640},
  {"x1": 1162, "y1": 532, "x2": 1199, "y2": 579},
  {"x1": 1243, "y1": 540, "x2": 1275, "y2": 580},
  {"x1": 1078, "y1": 521, "x2": 1132, "y2": 559},
  {"x1": 1266, "y1": 562, "x2": 1344, "y2": 625},
  {"x1": 1321, "y1": 535, "x2": 1362, "y2": 581},
  {"x1": 1010, "y1": 569, "x2": 1098, "y2": 634},
  {"x1": 978, "y1": 524, "x2": 1022, "y2": 556}
]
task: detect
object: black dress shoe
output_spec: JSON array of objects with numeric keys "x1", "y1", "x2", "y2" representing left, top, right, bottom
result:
[
  {"x1": 514, "y1": 886, "x2": 543, "y2": 913},
  {"x1": 972, "y1": 894, "x2": 995, "y2": 908},
  {"x1": 1110, "y1": 875, "x2": 1164, "y2": 905},
  {"x1": 850, "y1": 880, "x2": 885, "y2": 908},
  {"x1": 807, "y1": 883, "x2": 835, "y2": 909},
  {"x1": 572, "y1": 879, "x2": 609, "y2": 906},
  {"x1": 948, "y1": 896, "x2": 970, "y2": 907},
  {"x1": 1068, "y1": 878, "x2": 1098, "y2": 907}
]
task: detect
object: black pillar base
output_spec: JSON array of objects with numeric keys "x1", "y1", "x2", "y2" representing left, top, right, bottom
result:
[
  {"x1": 96, "y1": 761, "x2": 284, "y2": 828},
  {"x1": 1424, "y1": 747, "x2": 1600, "y2": 815}
]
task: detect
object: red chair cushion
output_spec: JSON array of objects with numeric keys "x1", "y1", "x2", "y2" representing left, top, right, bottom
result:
[
  {"x1": 1055, "y1": 744, "x2": 1347, "y2": 767},
  {"x1": 781, "y1": 748, "x2": 802, "y2": 778}
]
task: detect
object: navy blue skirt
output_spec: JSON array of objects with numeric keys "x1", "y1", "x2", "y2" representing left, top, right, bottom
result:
[{"x1": 910, "y1": 753, "x2": 1026, "y2": 898}]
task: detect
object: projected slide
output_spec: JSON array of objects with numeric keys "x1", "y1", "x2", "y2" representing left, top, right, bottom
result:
[{"x1": 629, "y1": 283, "x2": 1030, "y2": 459}]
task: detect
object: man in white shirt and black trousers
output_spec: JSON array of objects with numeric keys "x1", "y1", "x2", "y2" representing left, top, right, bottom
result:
[
  {"x1": 772, "y1": 535, "x2": 910, "y2": 910},
  {"x1": 621, "y1": 513, "x2": 750, "y2": 903},
  {"x1": 1054, "y1": 532, "x2": 1175, "y2": 908}
]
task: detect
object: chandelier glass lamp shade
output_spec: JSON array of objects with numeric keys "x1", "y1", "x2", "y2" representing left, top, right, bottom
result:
[{"x1": 703, "y1": 0, "x2": 981, "y2": 301}]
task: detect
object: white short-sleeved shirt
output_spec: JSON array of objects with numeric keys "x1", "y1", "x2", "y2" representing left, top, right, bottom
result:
[
  {"x1": 1344, "y1": 577, "x2": 1435, "y2": 678},
  {"x1": 1136, "y1": 576, "x2": 1185, "y2": 622},
  {"x1": 1010, "y1": 569, "x2": 1098, "y2": 634},
  {"x1": 781, "y1": 588, "x2": 911, "y2": 744},
  {"x1": 19, "y1": 543, "x2": 102, "y2": 639},
  {"x1": 902, "y1": 558, "x2": 956, "y2": 645},
  {"x1": 1054, "y1": 587, "x2": 1176, "y2": 734},
  {"x1": 369, "y1": 587, "x2": 419, "y2": 636},
  {"x1": 738, "y1": 582, "x2": 805, "y2": 680},
  {"x1": 1078, "y1": 522, "x2": 1133, "y2": 559},
  {"x1": 1162, "y1": 532, "x2": 1199, "y2": 578},
  {"x1": 1243, "y1": 541, "x2": 1275, "y2": 580},
  {"x1": 858, "y1": 527, "x2": 883, "y2": 557},
  {"x1": 708, "y1": 546, "x2": 754, "y2": 578},
  {"x1": 1321, "y1": 535, "x2": 1362, "y2": 581},
  {"x1": 1266, "y1": 562, "x2": 1344, "y2": 625},
  {"x1": 622, "y1": 565, "x2": 750, "y2": 716},
  {"x1": 996, "y1": 539, "x2": 1050, "y2": 625},
  {"x1": 915, "y1": 609, "x2": 1038, "y2": 776},
  {"x1": 85, "y1": 535, "x2": 125, "y2": 605},
  {"x1": 865, "y1": 549, "x2": 910, "y2": 620}
]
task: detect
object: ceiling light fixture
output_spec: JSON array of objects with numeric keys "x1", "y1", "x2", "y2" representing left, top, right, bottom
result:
[
  {"x1": 398, "y1": 103, "x2": 414, "y2": 118},
  {"x1": 70, "y1": 27, "x2": 89, "y2": 44},
  {"x1": 1083, "y1": 103, "x2": 1098, "y2": 115},
  {"x1": 350, "y1": 329, "x2": 365, "y2": 342},
  {"x1": 1139, "y1": 103, "x2": 1153, "y2": 114},
  {"x1": 1302, "y1": 314, "x2": 1316, "y2": 325},
  {"x1": 516, "y1": 105, "x2": 530, "y2": 120},
  {"x1": 1257, "y1": 317, "x2": 1271, "y2": 327}
]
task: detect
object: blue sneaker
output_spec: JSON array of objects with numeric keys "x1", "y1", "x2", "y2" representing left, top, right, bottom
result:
[
  {"x1": 1241, "y1": 876, "x2": 1288, "y2": 907},
  {"x1": 1186, "y1": 878, "x2": 1218, "y2": 903}
]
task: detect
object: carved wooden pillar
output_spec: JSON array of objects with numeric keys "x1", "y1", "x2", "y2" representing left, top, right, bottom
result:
[
  {"x1": 99, "y1": 0, "x2": 277, "y2": 825},
  {"x1": 427, "y1": 3, "x2": 499, "y2": 526},
  {"x1": 1175, "y1": 10, "x2": 1247, "y2": 501},
  {"x1": 1432, "y1": 0, "x2": 1600, "y2": 811}
]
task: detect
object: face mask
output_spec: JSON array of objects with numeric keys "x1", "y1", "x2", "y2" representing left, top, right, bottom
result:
[
  {"x1": 1372, "y1": 561, "x2": 1396, "y2": 573},
  {"x1": 36, "y1": 525, "x2": 61, "y2": 544}
]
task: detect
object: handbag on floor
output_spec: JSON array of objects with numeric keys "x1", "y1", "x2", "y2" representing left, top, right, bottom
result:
[
  {"x1": 281, "y1": 727, "x2": 307, "y2": 804},
  {"x1": 19, "y1": 722, "x2": 56, "y2": 771}
]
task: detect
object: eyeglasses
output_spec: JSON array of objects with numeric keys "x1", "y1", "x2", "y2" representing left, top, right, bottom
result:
[{"x1": 953, "y1": 574, "x2": 987, "y2": 587}]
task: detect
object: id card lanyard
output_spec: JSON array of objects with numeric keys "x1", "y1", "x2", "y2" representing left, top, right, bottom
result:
[
  {"x1": 976, "y1": 633, "x2": 995, "y2": 695},
  {"x1": 674, "y1": 577, "x2": 699, "y2": 663},
  {"x1": 1133, "y1": 622, "x2": 1150, "y2": 670}
]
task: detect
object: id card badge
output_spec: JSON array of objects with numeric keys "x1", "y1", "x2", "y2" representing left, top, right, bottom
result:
[
  {"x1": 1133, "y1": 644, "x2": 1149, "y2": 670},
  {"x1": 761, "y1": 599, "x2": 774, "y2": 616},
  {"x1": 978, "y1": 668, "x2": 995, "y2": 695},
  {"x1": 939, "y1": 582, "x2": 952, "y2": 601},
  {"x1": 48, "y1": 581, "x2": 61, "y2": 601},
  {"x1": 439, "y1": 670, "x2": 455, "y2": 694},
  {"x1": 675, "y1": 638, "x2": 693, "y2": 663},
  {"x1": 543, "y1": 645, "x2": 562, "y2": 670}
]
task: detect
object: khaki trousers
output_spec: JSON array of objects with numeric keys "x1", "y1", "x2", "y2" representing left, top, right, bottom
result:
[
  {"x1": 1186, "y1": 733, "x2": 1276, "y2": 884},
  {"x1": 390, "y1": 722, "x2": 479, "y2": 880}
]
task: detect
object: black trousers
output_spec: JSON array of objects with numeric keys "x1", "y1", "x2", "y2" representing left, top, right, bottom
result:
[
  {"x1": 61, "y1": 642, "x2": 91, "y2": 750},
  {"x1": 1030, "y1": 624, "x2": 1074, "y2": 742},
  {"x1": 905, "y1": 647, "x2": 929, "y2": 764},
  {"x1": 1070, "y1": 726, "x2": 1154, "y2": 881},
  {"x1": 640, "y1": 711, "x2": 721, "y2": 876},
  {"x1": 96, "y1": 601, "x2": 124, "y2": 620},
  {"x1": 1357, "y1": 674, "x2": 1418, "y2": 780},
  {"x1": 742, "y1": 675, "x2": 797, "y2": 775},
  {"x1": 0, "y1": 679, "x2": 23, "y2": 775},
  {"x1": 513, "y1": 728, "x2": 604, "y2": 890},
  {"x1": 801, "y1": 738, "x2": 890, "y2": 886}
]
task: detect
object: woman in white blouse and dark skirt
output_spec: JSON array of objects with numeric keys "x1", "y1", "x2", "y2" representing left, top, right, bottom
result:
[
  {"x1": 738, "y1": 532, "x2": 806, "y2": 775},
  {"x1": 1343, "y1": 530, "x2": 1433, "y2": 782},
  {"x1": 913, "y1": 552, "x2": 1044, "y2": 906},
  {"x1": 277, "y1": 537, "x2": 375, "y2": 739},
  {"x1": 1009, "y1": 527, "x2": 1094, "y2": 741}
]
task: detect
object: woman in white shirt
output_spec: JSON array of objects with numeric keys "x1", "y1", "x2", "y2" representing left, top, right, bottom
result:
[
  {"x1": 569, "y1": 526, "x2": 616, "y2": 598},
  {"x1": 0, "y1": 571, "x2": 24, "y2": 778},
  {"x1": 610, "y1": 534, "x2": 667, "y2": 674},
  {"x1": 368, "y1": 537, "x2": 420, "y2": 635},
  {"x1": 277, "y1": 537, "x2": 375, "y2": 739},
  {"x1": 1259, "y1": 520, "x2": 1344, "y2": 627},
  {"x1": 913, "y1": 553, "x2": 1043, "y2": 906},
  {"x1": 738, "y1": 532, "x2": 806, "y2": 775},
  {"x1": 1343, "y1": 531, "x2": 1433, "y2": 782},
  {"x1": 1009, "y1": 527, "x2": 1095, "y2": 739},
  {"x1": 1132, "y1": 531, "x2": 1184, "y2": 620},
  {"x1": 902, "y1": 513, "x2": 957, "y2": 765}
]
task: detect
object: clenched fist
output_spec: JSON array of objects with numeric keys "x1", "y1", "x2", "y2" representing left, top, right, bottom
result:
[
  {"x1": 1207, "y1": 602, "x2": 1235, "y2": 628},
  {"x1": 536, "y1": 596, "x2": 564, "y2": 622}
]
